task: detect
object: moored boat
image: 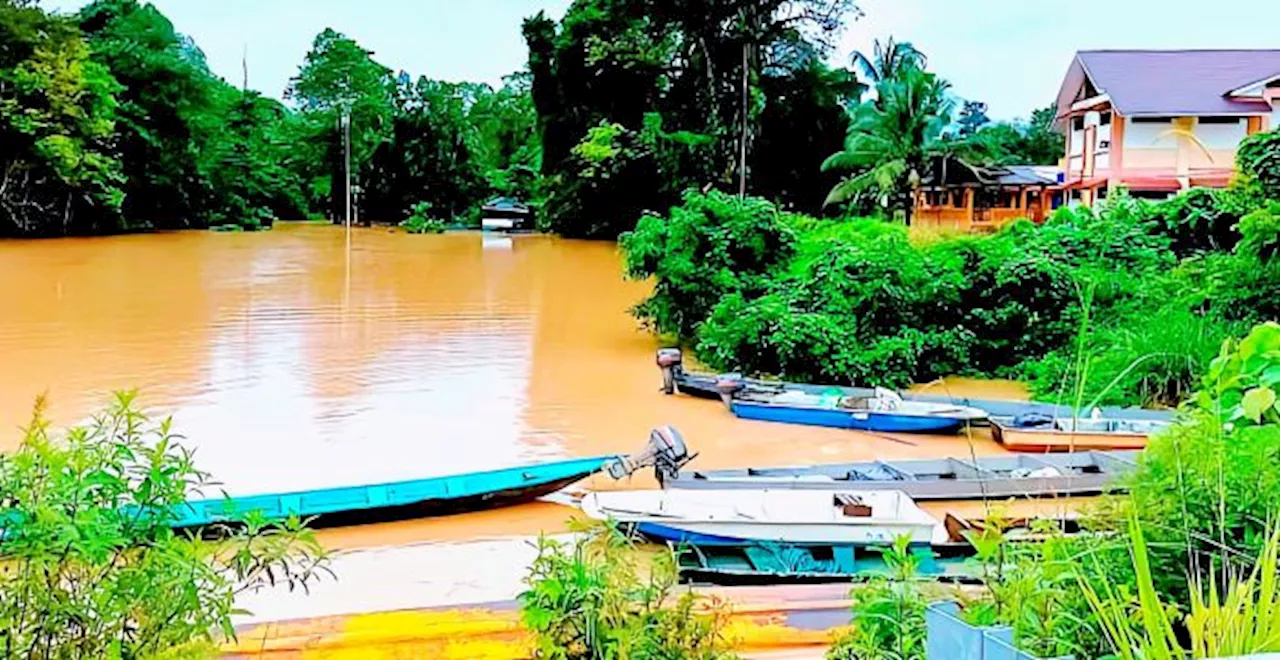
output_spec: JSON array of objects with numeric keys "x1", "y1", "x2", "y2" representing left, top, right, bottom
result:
[
  {"x1": 729, "y1": 386, "x2": 987, "y2": 434},
  {"x1": 579, "y1": 488, "x2": 938, "y2": 546},
  {"x1": 655, "y1": 348, "x2": 1176, "y2": 424},
  {"x1": 173, "y1": 455, "x2": 618, "y2": 528},
  {"x1": 673, "y1": 542, "x2": 976, "y2": 585},
  {"x1": 662, "y1": 449, "x2": 1140, "y2": 499},
  {"x1": 991, "y1": 414, "x2": 1169, "y2": 452}
]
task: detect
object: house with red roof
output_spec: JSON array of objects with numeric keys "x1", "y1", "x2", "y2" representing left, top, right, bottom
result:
[{"x1": 1055, "y1": 49, "x2": 1280, "y2": 205}]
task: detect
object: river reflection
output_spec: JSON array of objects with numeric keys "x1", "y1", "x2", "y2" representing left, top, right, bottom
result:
[
  {"x1": 0, "y1": 223, "x2": 1022, "y2": 520},
  {"x1": 0, "y1": 223, "x2": 1037, "y2": 619}
]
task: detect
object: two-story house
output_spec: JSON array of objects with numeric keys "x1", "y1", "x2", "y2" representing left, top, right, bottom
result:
[{"x1": 1055, "y1": 49, "x2": 1280, "y2": 204}]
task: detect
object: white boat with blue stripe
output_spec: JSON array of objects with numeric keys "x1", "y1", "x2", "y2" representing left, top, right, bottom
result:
[{"x1": 580, "y1": 488, "x2": 937, "y2": 547}]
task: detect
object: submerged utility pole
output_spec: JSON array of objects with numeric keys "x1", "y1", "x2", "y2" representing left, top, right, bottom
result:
[
  {"x1": 343, "y1": 109, "x2": 352, "y2": 230},
  {"x1": 739, "y1": 41, "x2": 749, "y2": 199}
]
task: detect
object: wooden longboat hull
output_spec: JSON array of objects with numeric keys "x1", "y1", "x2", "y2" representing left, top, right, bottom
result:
[
  {"x1": 991, "y1": 420, "x2": 1153, "y2": 452},
  {"x1": 172, "y1": 456, "x2": 615, "y2": 529},
  {"x1": 663, "y1": 450, "x2": 1140, "y2": 500},
  {"x1": 730, "y1": 400, "x2": 972, "y2": 434}
]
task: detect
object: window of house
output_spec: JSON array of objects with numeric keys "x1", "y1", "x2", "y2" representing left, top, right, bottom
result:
[
  {"x1": 1100, "y1": 112, "x2": 1112, "y2": 126},
  {"x1": 1132, "y1": 117, "x2": 1171, "y2": 123},
  {"x1": 952, "y1": 191, "x2": 966, "y2": 208},
  {"x1": 1072, "y1": 116, "x2": 1084, "y2": 131},
  {"x1": 1198, "y1": 116, "x2": 1241, "y2": 124}
]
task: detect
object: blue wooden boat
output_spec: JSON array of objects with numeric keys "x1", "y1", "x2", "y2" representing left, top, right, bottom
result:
[
  {"x1": 728, "y1": 386, "x2": 987, "y2": 434},
  {"x1": 730, "y1": 399, "x2": 978, "y2": 433},
  {"x1": 172, "y1": 455, "x2": 616, "y2": 528},
  {"x1": 655, "y1": 348, "x2": 1175, "y2": 424}
]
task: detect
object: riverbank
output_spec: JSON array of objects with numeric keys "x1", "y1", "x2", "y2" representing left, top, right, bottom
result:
[{"x1": 226, "y1": 582, "x2": 852, "y2": 659}]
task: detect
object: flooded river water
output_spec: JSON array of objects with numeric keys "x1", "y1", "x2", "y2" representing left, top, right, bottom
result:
[{"x1": 0, "y1": 223, "x2": 1030, "y2": 620}]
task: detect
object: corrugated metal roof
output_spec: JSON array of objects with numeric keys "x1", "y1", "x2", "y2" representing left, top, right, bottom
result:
[
  {"x1": 1059, "y1": 50, "x2": 1280, "y2": 117},
  {"x1": 997, "y1": 166, "x2": 1060, "y2": 186}
]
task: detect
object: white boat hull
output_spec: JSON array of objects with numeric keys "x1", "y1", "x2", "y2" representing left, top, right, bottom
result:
[{"x1": 581, "y1": 488, "x2": 937, "y2": 546}]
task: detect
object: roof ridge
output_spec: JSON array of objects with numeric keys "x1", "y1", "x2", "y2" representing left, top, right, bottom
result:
[{"x1": 1079, "y1": 48, "x2": 1280, "y2": 54}]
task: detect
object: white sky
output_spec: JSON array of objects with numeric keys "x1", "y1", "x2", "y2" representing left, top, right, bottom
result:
[{"x1": 42, "y1": 0, "x2": 1280, "y2": 120}]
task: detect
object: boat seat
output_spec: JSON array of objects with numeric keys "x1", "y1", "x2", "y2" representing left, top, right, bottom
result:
[{"x1": 834, "y1": 493, "x2": 872, "y2": 517}]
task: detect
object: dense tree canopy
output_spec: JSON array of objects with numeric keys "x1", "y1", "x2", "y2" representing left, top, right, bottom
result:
[
  {"x1": 524, "y1": 0, "x2": 863, "y2": 237},
  {"x1": 0, "y1": 0, "x2": 1061, "y2": 237}
]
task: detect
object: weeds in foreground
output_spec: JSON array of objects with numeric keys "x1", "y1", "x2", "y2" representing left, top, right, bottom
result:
[{"x1": 520, "y1": 520, "x2": 736, "y2": 660}]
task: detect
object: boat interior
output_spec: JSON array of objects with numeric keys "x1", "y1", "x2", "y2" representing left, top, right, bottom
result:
[{"x1": 687, "y1": 451, "x2": 1140, "y2": 483}]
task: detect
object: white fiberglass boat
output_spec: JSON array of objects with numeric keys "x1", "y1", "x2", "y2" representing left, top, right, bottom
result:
[{"x1": 580, "y1": 488, "x2": 937, "y2": 546}]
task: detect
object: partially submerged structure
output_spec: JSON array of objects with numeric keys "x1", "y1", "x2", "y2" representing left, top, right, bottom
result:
[
  {"x1": 913, "y1": 158, "x2": 1060, "y2": 232},
  {"x1": 480, "y1": 197, "x2": 533, "y2": 232}
]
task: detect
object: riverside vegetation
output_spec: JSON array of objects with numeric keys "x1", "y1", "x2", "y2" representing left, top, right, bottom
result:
[
  {"x1": 0, "y1": 392, "x2": 329, "y2": 659},
  {"x1": 821, "y1": 321, "x2": 1280, "y2": 660},
  {"x1": 2, "y1": 0, "x2": 1060, "y2": 237},
  {"x1": 623, "y1": 130, "x2": 1280, "y2": 408}
]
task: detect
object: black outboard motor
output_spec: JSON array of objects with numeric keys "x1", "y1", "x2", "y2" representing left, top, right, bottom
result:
[
  {"x1": 714, "y1": 373, "x2": 746, "y2": 409},
  {"x1": 657, "y1": 348, "x2": 683, "y2": 394},
  {"x1": 607, "y1": 425, "x2": 693, "y2": 485}
]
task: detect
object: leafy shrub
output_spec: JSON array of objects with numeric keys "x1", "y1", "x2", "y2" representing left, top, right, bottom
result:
[
  {"x1": 0, "y1": 392, "x2": 330, "y2": 658},
  {"x1": 1237, "y1": 201, "x2": 1280, "y2": 262},
  {"x1": 961, "y1": 517, "x2": 1106, "y2": 659},
  {"x1": 1024, "y1": 305, "x2": 1245, "y2": 408},
  {"x1": 520, "y1": 521, "x2": 736, "y2": 660},
  {"x1": 1082, "y1": 518, "x2": 1280, "y2": 660},
  {"x1": 1238, "y1": 129, "x2": 1280, "y2": 195},
  {"x1": 400, "y1": 201, "x2": 446, "y2": 234},
  {"x1": 827, "y1": 537, "x2": 932, "y2": 660},
  {"x1": 1151, "y1": 187, "x2": 1245, "y2": 255},
  {"x1": 621, "y1": 190, "x2": 797, "y2": 338},
  {"x1": 1120, "y1": 323, "x2": 1280, "y2": 598},
  {"x1": 697, "y1": 230, "x2": 973, "y2": 387}
]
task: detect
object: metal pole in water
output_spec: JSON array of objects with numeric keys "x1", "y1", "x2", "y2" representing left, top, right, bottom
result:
[{"x1": 343, "y1": 109, "x2": 352, "y2": 319}]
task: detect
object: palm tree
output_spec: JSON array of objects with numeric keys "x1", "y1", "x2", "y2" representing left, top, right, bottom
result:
[
  {"x1": 850, "y1": 37, "x2": 926, "y2": 85},
  {"x1": 821, "y1": 66, "x2": 954, "y2": 220}
]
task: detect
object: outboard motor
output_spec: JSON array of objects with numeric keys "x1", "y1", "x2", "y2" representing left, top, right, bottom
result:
[
  {"x1": 656, "y1": 348, "x2": 683, "y2": 394},
  {"x1": 714, "y1": 373, "x2": 746, "y2": 409},
  {"x1": 607, "y1": 425, "x2": 693, "y2": 485}
]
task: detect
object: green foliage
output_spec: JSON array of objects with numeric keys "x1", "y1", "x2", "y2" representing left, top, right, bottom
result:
[
  {"x1": 1080, "y1": 519, "x2": 1280, "y2": 659},
  {"x1": 0, "y1": 1, "x2": 126, "y2": 235},
  {"x1": 1024, "y1": 305, "x2": 1245, "y2": 408},
  {"x1": 1195, "y1": 321, "x2": 1280, "y2": 425},
  {"x1": 823, "y1": 64, "x2": 954, "y2": 216},
  {"x1": 621, "y1": 190, "x2": 798, "y2": 338},
  {"x1": 1151, "y1": 187, "x2": 1248, "y2": 256},
  {"x1": 957, "y1": 105, "x2": 1064, "y2": 166},
  {"x1": 961, "y1": 516, "x2": 1107, "y2": 659},
  {"x1": 519, "y1": 521, "x2": 736, "y2": 660},
  {"x1": 1237, "y1": 201, "x2": 1280, "y2": 262},
  {"x1": 1237, "y1": 128, "x2": 1280, "y2": 194},
  {"x1": 1116, "y1": 323, "x2": 1280, "y2": 603},
  {"x1": 0, "y1": 391, "x2": 330, "y2": 658},
  {"x1": 525, "y1": 0, "x2": 860, "y2": 238},
  {"x1": 827, "y1": 536, "x2": 929, "y2": 660},
  {"x1": 399, "y1": 201, "x2": 446, "y2": 234}
]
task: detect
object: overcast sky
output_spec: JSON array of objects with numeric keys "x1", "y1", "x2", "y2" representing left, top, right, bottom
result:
[{"x1": 42, "y1": 0, "x2": 1280, "y2": 120}]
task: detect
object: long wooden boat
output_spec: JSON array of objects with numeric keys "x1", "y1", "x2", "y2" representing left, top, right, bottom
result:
[
  {"x1": 656, "y1": 348, "x2": 1175, "y2": 424},
  {"x1": 991, "y1": 416, "x2": 1169, "y2": 452},
  {"x1": 673, "y1": 542, "x2": 976, "y2": 585},
  {"x1": 730, "y1": 388, "x2": 987, "y2": 434},
  {"x1": 580, "y1": 488, "x2": 937, "y2": 546},
  {"x1": 662, "y1": 450, "x2": 1140, "y2": 499},
  {"x1": 173, "y1": 456, "x2": 616, "y2": 528}
]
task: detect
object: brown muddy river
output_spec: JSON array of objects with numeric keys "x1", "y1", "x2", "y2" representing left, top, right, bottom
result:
[{"x1": 0, "y1": 223, "x2": 1029, "y2": 618}]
